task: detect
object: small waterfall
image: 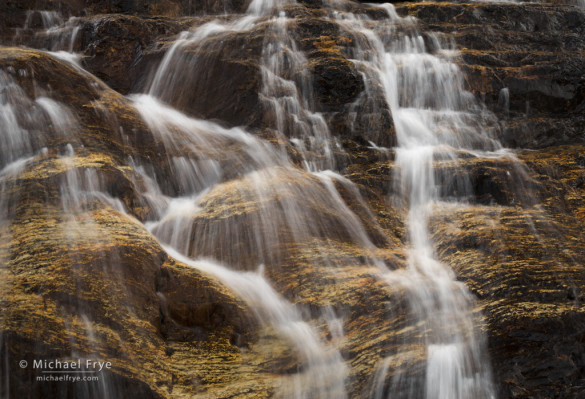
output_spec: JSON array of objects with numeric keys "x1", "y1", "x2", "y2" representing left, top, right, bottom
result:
[
  {"x1": 131, "y1": 90, "x2": 356, "y2": 396},
  {"x1": 23, "y1": 11, "x2": 64, "y2": 30},
  {"x1": 498, "y1": 87, "x2": 510, "y2": 116},
  {"x1": 3, "y1": 0, "x2": 580, "y2": 397},
  {"x1": 147, "y1": 17, "x2": 258, "y2": 102},
  {"x1": 0, "y1": 70, "x2": 36, "y2": 167},
  {"x1": 131, "y1": 93, "x2": 278, "y2": 197},
  {"x1": 129, "y1": 88, "x2": 398, "y2": 396},
  {"x1": 13, "y1": 10, "x2": 80, "y2": 60},
  {"x1": 130, "y1": 5, "x2": 398, "y2": 396},
  {"x1": 163, "y1": 246, "x2": 348, "y2": 399},
  {"x1": 0, "y1": 83, "x2": 121, "y2": 398},
  {"x1": 333, "y1": 4, "x2": 498, "y2": 398},
  {"x1": 260, "y1": 13, "x2": 337, "y2": 171}
]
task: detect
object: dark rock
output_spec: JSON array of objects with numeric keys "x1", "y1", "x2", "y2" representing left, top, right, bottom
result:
[
  {"x1": 293, "y1": 16, "x2": 395, "y2": 146},
  {"x1": 78, "y1": 14, "x2": 195, "y2": 93},
  {"x1": 398, "y1": 2, "x2": 585, "y2": 149},
  {"x1": 157, "y1": 260, "x2": 256, "y2": 343},
  {"x1": 131, "y1": 22, "x2": 266, "y2": 128},
  {"x1": 83, "y1": 0, "x2": 249, "y2": 15},
  {"x1": 310, "y1": 54, "x2": 364, "y2": 108}
]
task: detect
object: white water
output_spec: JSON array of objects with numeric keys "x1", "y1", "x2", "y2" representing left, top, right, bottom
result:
[
  {"x1": 133, "y1": 82, "x2": 355, "y2": 396},
  {"x1": 260, "y1": 13, "x2": 337, "y2": 171},
  {"x1": 23, "y1": 10, "x2": 64, "y2": 30},
  {"x1": 127, "y1": 5, "x2": 401, "y2": 395},
  {"x1": 0, "y1": 70, "x2": 35, "y2": 167},
  {"x1": 163, "y1": 246, "x2": 348, "y2": 399},
  {"x1": 0, "y1": 1, "x2": 518, "y2": 398},
  {"x1": 148, "y1": 17, "x2": 258, "y2": 100},
  {"x1": 13, "y1": 10, "x2": 80, "y2": 57},
  {"x1": 131, "y1": 92, "x2": 392, "y2": 397},
  {"x1": 333, "y1": 5, "x2": 498, "y2": 398}
]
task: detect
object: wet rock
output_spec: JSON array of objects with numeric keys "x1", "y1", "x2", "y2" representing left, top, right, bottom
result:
[
  {"x1": 293, "y1": 17, "x2": 364, "y2": 108},
  {"x1": 84, "y1": 0, "x2": 249, "y2": 15},
  {"x1": 127, "y1": 11, "x2": 394, "y2": 146},
  {"x1": 398, "y1": 2, "x2": 585, "y2": 149},
  {"x1": 152, "y1": 166, "x2": 390, "y2": 270},
  {"x1": 0, "y1": 199, "x2": 268, "y2": 398},
  {"x1": 3, "y1": 1, "x2": 585, "y2": 398},
  {"x1": 0, "y1": 0, "x2": 247, "y2": 45},
  {"x1": 310, "y1": 55, "x2": 364, "y2": 109},
  {"x1": 0, "y1": 1, "x2": 77, "y2": 37},
  {"x1": 78, "y1": 15, "x2": 196, "y2": 94},
  {"x1": 5, "y1": 1, "x2": 393, "y2": 146},
  {"x1": 0, "y1": 47, "x2": 291, "y2": 399},
  {"x1": 157, "y1": 260, "x2": 256, "y2": 343},
  {"x1": 429, "y1": 145, "x2": 585, "y2": 398},
  {"x1": 293, "y1": 16, "x2": 394, "y2": 146},
  {"x1": 0, "y1": 48, "x2": 226, "y2": 202},
  {"x1": 131, "y1": 21, "x2": 267, "y2": 128},
  {"x1": 433, "y1": 152, "x2": 541, "y2": 206}
]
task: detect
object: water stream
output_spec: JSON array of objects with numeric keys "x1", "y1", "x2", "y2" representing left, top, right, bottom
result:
[
  {"x1": 134, "y1": 2, "x2": 501, "y2": 395},
  {"x1": 0, "y1": 0, "x2": 545, "y2": 397}
]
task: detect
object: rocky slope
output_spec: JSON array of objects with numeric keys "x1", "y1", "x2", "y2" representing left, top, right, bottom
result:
[{"x1": 0, "y1": 0, "x2": 584, "y2": 398}]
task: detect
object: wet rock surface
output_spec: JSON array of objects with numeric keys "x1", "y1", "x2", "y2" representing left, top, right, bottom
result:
[
  {"x1": 397, "y1": 2, "x2": 585, "y2": 149},
  {"x1": 0, "y1": 48, "x2": 285, "y2": 399},
  {"x1": 77, "y1": 15, "x2": 196, "y2": 94},
  {"x1": 1, "y1": 1, "x2": 585, "y2": 399}
]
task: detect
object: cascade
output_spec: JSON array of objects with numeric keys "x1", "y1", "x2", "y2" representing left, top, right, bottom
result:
[
  {"x1": 0, "y1": 1, "x2": 499, "y2": 396},
  {"x1": 0, "y1": 1, "x2": 498, "y2": 397},
  {"x1": 1, "y1": 0, "x2": 583, "y2": 398},
  {"x1": 332, "y1": 6, "x2": 499, "y2": 398}
]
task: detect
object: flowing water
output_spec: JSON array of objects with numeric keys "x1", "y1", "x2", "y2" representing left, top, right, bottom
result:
[
  {"x1": 330, "y1": 6, "x2": 500, "y2": 398},
  {"x1": 129, "y1": 4, "x2": 499, "y2": 395},
  {"x1": 1, "y1": 0, "x2": 561, "y2": 397}
]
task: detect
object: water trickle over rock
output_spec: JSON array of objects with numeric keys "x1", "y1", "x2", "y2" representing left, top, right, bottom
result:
[{"x1": 1, "y1": 0, "x2": 585, "y2": 398}]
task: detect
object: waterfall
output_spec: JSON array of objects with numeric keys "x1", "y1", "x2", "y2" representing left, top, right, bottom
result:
[
  {"x1": 259, "y1": 13, "x2": 337, "y2": 171},
  {"x1": 332, "y1": 5, "x2": 498, "y2": 398},
  {"x1": 163, "y1": 246, "x2": 348, "y2": 398},
  {"x1": 5, "y1": 0, "x2": 578, "y2": 397},
  {"x1": 136, "y1": 1, "x2": 500, "y2": 394},
  {"x1": 12, "y1": 10, "x2": 80, "y2": 60}
]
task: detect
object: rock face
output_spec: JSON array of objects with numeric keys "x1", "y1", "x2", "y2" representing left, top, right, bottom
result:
[
  {"x1": 398, "y1": 2, "x2": 585, "y2": 149},
  {"x1": 389, "y1": 5, "x2": 585, "y2": 395},
  {"x1": 1, "y1": 1, "x2": 585, "y2": 399},
  {"x1": 77, "y1": 15, "x2": 195, "y2": 94},
  {"x1": 0, "y1": 48, "x2": 268, "y2": 399}
]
